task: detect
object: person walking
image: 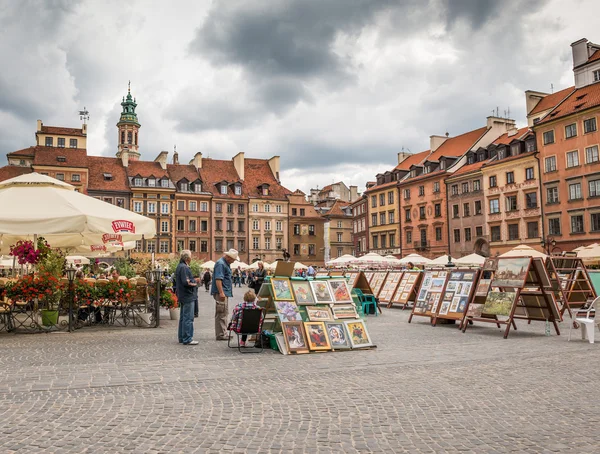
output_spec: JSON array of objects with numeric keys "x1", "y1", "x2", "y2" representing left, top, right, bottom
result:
[
  {"x1": 241, "y1": 269, "x2": 247, "y2": 286},
  {"x1": 176, "y1": 250, "x2": 198, "y2": 345},
  {"x1": 202, "y1": 269, "x2": 211, "y2": 292},
  {"x1": 211, "y1": 249, "x2": 238, "y2": 341},
  {"x1": 251, "y1": 261, "x2": 266, "y2": 292},
  {"x1": 233, "y1": 267, "x2": 240, "y2": 287}
]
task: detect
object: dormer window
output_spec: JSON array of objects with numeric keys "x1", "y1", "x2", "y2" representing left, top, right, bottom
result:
[
  {"x1": 423, "y1": 165, "x2": 430, "y2": 174},
  {"x1": 148, "y1": 178, "x2": 156, "y2": 187},
  {"x1": 510, "y1": 143, "x2": 519, "y2": 156},
  {"x1": 103, "y1": 173, "x2": 113, "y2": 181},
  {"x1": 410, "y1": 169, "x2": 416, "y2": 178},
  {"x1": 498, "y1": 148, "x2": 505, "y2": 159},
  {"x1": 439, "y1": 160, "x2": 446, "y2": 170},
  {"x1": 194, "y1": 182, "x2": 202, "y2": 193},
  {"x1": 180, "y1": 182, "x2": 188, "y2": 192},
  {"x1": 134, "y1": 177, "x2": 142, "y2": 187},
  {"x1": 262, "y1": 187, "x2": 269, "y2": 196},
  {"x1": 57, "y1": 156, "x2": 66, "y2": 162},
  {"x1": 467, "y1": 154, "x2": 474, "y2": 165},
  {"x1": 220, "y1": 184, "x2": 227, "y2": 195},
  {"x1": 234, "y1": 185, "x2": 241, "y2": 195},
  {"x1": 161, "y1": 179, "x2": 169, "y2": 188}
]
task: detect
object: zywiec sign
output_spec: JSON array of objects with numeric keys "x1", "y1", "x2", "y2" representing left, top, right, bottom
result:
[
  {"x1": 90, "y1": 245, "x2": 107, "y2": 252},
  {"x1": 102, "y1": 233, "x2": 123, "y2": 244},
  {"x1": 111, "y1": 220, "x2": 135, "y2": 234}
]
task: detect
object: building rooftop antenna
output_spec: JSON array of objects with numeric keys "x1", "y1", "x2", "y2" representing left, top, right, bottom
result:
[
  {"x1": 551, "y1": 83, "x2": 554, "y2": 94},
  {"x1": 79, "y1": 107, "x2": 90, "y2": 125}
]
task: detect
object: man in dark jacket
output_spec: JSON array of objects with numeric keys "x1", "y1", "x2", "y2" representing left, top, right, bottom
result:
[{"x1": 176, "y1": 250, "x2": 198, "y2": 345}]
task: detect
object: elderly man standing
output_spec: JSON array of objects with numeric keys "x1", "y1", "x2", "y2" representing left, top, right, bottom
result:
[
  {"x1": 176, "y1": 250, "x2": 198, "y2": 345},
  {"x1": 211, "y1": 248, "x2": 238, "y2": 340}
]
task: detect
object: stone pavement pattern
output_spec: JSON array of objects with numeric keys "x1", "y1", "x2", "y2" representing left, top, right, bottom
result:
[{"x1": 1, "y1": 287, "x2": 599, "y2": 453}]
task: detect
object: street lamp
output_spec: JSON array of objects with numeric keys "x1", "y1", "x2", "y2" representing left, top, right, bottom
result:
[
  {"x1": 540, "y1": 236, "x2": 557, "y2": 255},
  {"x1": 445, "y1": 254, "x2": 455, "y2": 268},
  {"x1": 66, "y1": 266, "x2": 76, "y2": 332}
]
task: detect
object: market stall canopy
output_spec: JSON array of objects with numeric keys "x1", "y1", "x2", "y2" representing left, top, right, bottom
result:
[
  {"x1": 398, "y1": 253, "x2": 432, "y2": 265},
  {"x1": 577, "y1": 244, "x2": 600, "y2": 260},
  {"x1": 0, "y1": 173, "x2": 156, "y2": 253},
  {"x1": 499, "y1": 244, "x2": 547, "y2": 258},
  {"x1": 454, "y1": 253, "x2": 486, "y2": 266},
  {"x1": 0, "y1": 256, "x2": 16, "y2": 269},
  {"x1": 231, "y1": 260, "x2": 248, "y2": 270},
  {"x1": 202, "y1": 260, "x2": 215, "y2": 271},
  {"x1": 66, "y1": 255, "x2": 91, "y2": 266},
  {"x1": 427, "y1": 255, "x2": 458, "y2": 266},
  {"x1": 353, "y1": 252, "x2": 389, "y2": 265},
  {"x1": 384, "y1": 255, "x2": 402, "y2": 265},
  {"x1": 294, "y1": 262, "x2": 308, "y2": 270},
  {"x1": 326, "y1": 254, "x2": 356, "y2": 266}
]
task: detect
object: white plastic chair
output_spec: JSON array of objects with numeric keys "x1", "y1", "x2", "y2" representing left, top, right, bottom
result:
[{"x1": 568, "y1": 296, "x2": 600, "y2": 344}]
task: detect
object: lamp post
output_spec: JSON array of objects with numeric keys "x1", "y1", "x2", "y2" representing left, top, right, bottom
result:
[
  {"x1": 66, "y1": 265, "x2": 76, "y2": 332},
  {"x1": 153, "y1": 268, "x2": 162, "y2": 328},
  {"x1": 540, "y1": 236, "x2": 557, "y2": 255},
  {"x1": 445, "y1": 254, "x2": 455, "y2": 268}
]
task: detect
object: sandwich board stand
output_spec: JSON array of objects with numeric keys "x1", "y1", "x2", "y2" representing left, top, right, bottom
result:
[
  {"x1": 431, "y1": 269, "x2": 480, "y2": 326},
  {"x1": 388, "y1": 271, "x2": 422, "y2": 310},
  {"x1": 345, "y1": 271, "x2": 374, "y2": 295},
  {"x1": 462, "y1": 256, "x2": 561, "y2": 339},
  {"x1": 364, "y1": 271, "x2": 375, "y2": 285},
  {"x1": 370, "y1": 271, "x2": 389, "y2": 298},
  {"x1": 408, "y1": 270, "x2": 450, "y2": 324},
  {"x1": 545, "y1": 256, "x2": 596, "y2": 318},
  {"x1": 378, "y1": 271, "x2": 403, "y2": 304}
]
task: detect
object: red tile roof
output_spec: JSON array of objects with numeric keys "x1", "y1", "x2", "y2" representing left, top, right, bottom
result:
[
  {"x1": 87, "y1": 156, "x2": 129, "y2": 192},
  {"x1": 428, "y1": 126, "x2": 488, "y2": 161},
  {"x1": 201, "y1": 158, "x2": 245, "y2": 198},
  {"x1": 365, "y1": 180, "x2": 397, "y2": 193},
  {"x1": 492, "y1": 126, "x2": 530, "y2": 145},
  {"x1": 7, "y1": 147, "x2": 35, "y2": 157},
  {"x1": 483, "y1": 151, "x2": 536, "y2": 168},
  {"x1": 589, "y1": 49, "x2": 600, "y2": 63},
  {"x1": 244, "y1": 158, "x2": 290, "y2": 199},
  {"x1": 32, "y1": 146, "x2": 88, "y2": 168},
  {"x1": 0, "y1": 165, "x2": 33, "y2": 182},
  {"x1": 537, "y1": 82, "x2": 600, "y2": 125},
  {"x1": 394, "y1": 150, "x2": 430, "y2": 171},
  {"x1": 167, "y1": 164, "x2": 201, "y2": 185},
  {"x1": 448, "y1": 160, "x2": 490, "y2": 178},
  {"x1": 529, "y1": 86, "x2": 575, "y2": 116},
  {"x1": 127, "y1": 160, "x2": 170, "y2": 178},
  {"x1": 326, "y1": 200, "x2": 351, "y2": 217},
  {"x1": 39, "y1": 125, "x2": 86, "y2": 137}
]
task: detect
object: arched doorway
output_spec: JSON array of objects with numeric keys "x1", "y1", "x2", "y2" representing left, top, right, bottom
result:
[{"x1": 474, "y1": 239, "x2": 490, "y2": 257}]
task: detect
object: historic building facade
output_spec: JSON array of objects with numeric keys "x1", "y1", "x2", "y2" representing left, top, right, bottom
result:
[
  {"x1": 322, "y1": 200, "x2": 353, "y2": 261},
  {"x1": 350, "y1": 193, "x2": 369, "y2": 257},
  {"x1": 288, "y1": 190, "x2": 326, "y2": 265}
]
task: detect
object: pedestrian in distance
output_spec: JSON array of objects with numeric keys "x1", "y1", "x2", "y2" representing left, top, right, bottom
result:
[
  {"x1": 211, "y1": 248, "x2": 238, "y2": 341},
  {"x1": 176, "y1": 250, "x2": 198, "y2": 345},
  {"x1": 202, "y1": 269, "x2": 211, "y2": 292}
]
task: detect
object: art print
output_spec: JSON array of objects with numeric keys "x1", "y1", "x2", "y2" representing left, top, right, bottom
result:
[
  {"x1": 430, "y1": 278, "x2": 445, "y2": 292},
  {"x1": 476, "y1": 279, "x2": 492, "y2": 296},
  {"x1": 282, "y1": 321, "x2": 309, "y2": 353},
  {"x1": 325, "y1": 322, "x2": 351, "y2": 349},
  {"x1": 400, "y1": 292, "x2": 410, "y2": 301},
  {"x1": 449, "y1": 296, "x2": 461, "y2": 312},
  {"x1": 309, "y1": 280, "x2": 334, "y2": 303},
  {"x1": 450, "y1": 272, "x2": 463, "y2": 280},
  {"x1": 332, "y1": 305, "x2": 359, "y2": 319},
  {"x1": 291, "y1": 281, "x2": 315, "y2": 305},
  {"x1": 417, "y1": 288, "x2": 428, "y2": 302},
  {"x1": 271, "y1": 278, "x2": 294, "y2": 301},
  {"x1": 456, "y1": 296, "x2": 468, "y2": 313},
  {"x1": 306, "y1": 305, "x2": 333, "y2": 321},
  {"x1": 345, "y1": 320, "x2": 373, "y2": 348},
  {"x1": 467, "y1": 303, "x2": 485, "y2": 318},
  {"x1": 304, "y1": 322, "x2": 332, "y2": 351},
  {"x1": 463, "y1": 272, "x2": 475, "y2": 281},
  {"x1": 329, "y1": 279, "x2": 353, "y2": 304},
  {"x1": 460, "y1": 282, "x2": 472, "y2": 296},
  {"x1": 483, "y1": 258, "x2": 497, "y2": 271},
  {"x1": 431, "y1": 293, "x2": 441, "y2": 313},
  {"x1": 439, "y1": 301, "x2": 450, "y2": 315},
  {"x1": 482, "y1": 291, "x2": 517, "y2": 316},
  {"x1": 421, "y1": 274, "x2": 433, "y2": 289},
  {"x1": 316, "y1": 271, "x2": 330, "y2": 278},
  {"x1": 275, "y1": 301, "x2": 303, "y2": 322},
  {"x1": 446, "y1": 281, "x2": 458, "y2": 292},
  {"x1": 493, "y1": 258, "x2": 530, "y2": 288},
  {"x1": 407, "y1": 274, "x2": 417, "y2": 283}
]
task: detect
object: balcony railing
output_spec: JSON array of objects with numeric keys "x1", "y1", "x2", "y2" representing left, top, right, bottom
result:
[{"x1": 412, "y1": 240, "x2": 430, "y2": 251}]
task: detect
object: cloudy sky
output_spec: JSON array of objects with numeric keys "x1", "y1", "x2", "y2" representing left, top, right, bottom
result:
[{"x1": 0, "y1": 0, "x2": 598, "y2": 193}]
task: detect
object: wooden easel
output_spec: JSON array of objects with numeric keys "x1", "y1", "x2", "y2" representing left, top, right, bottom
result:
[
  {"x1": 545, "y1": 256, "x2": 596, "y2": 318},
  {"x1": 408, "y1": 270, "x2": 450, "y2": 323},
  {"x1": 370, "y1": 271, "x2": 389, "y2": 298},
  {"x1": 431, "y1": 269, "x2": 480, "y2": 327},
  {"x1": 378, "y1": 271, "x2": 403, "y2": 303},
  {"x1": 388, "y1": 271, "x2": 422, "y2": 309}
]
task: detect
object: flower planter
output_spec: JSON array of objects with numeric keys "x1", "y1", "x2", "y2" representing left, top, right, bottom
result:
[
  {"x1": 169, "y1": 308, "x2": 179, "y2": 320},
  {"x1": 41, "y1": 309, "x2": 59, "y2": 327}
]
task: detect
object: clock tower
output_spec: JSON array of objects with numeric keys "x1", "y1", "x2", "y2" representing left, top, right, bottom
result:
[{"x1": 116, "y1": 81, "x2": 141, "y2": 160}]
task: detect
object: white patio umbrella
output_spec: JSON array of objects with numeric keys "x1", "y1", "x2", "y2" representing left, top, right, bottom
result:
[
  {"x1": 398, "y1": 253, "x2": 432, "y2": 265},
  {"x1": 0, "y1": 256, "x2": 16, "y2": 269},
  {"x1": 354, "y1": 252, "x2": 390, "y2": 265},
  {"x1": 294, "y1": 262, "x2": 308, "y2": 270},
  {"x1": 428, "y1": 254, "x2": 457, "y2": 266},
  {"x1": 0, "y1": 173, "x2": 156, "y2": 253},
  {"x1": 202, "y1": 260, "x2": 216, "y2": 271},
  {"x1": 500, "y1": 244, "x2": 547, "y2": 258},
  {"x1": 326, "y1": 254, "x2": 356, "y2": 266},
  {"x1": 455, "y1": 253, "x2": 486, "y2": 266},
  {"x1": 66, "y1": 255, "x2": 91, "y2": 266},
  {"x1": 231, "y1": 260, "x2": 248, "y2": 269},
  {"x1": 577, "y1": 244, "x2": 600, "y2": 260}
]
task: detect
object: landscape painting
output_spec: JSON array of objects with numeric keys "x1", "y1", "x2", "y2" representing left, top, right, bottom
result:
[
  {"x1": 482, "y1": 291, "x2": 517, "y2": 316},
  {"x1": 492, "y1": 258, "x2": 530, "y2": 288}
]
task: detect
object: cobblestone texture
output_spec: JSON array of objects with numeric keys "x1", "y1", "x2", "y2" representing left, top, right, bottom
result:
[{"x1": 1, "y1": 287, "x2": 599, "y2": 453}]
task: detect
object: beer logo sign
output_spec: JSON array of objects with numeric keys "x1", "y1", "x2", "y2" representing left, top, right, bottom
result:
[
  {"x1": 102, "y1": 233, "x2": 123, "y2": 244},
  {"x1": 90, "y1": 245, "x2": 107, "y2": 252},
  {"x1": 111, "y1": 220, "x2": 135, "y2": 234}
]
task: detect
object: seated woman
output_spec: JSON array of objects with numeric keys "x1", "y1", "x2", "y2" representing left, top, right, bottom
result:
[{"x1": 228, "y1": 290, "x2": 261, "y2": 347}]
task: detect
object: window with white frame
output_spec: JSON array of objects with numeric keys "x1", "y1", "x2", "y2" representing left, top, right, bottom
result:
[
  {"x1": 567, "y1": 150, "x2": 579, "y2": 167},
  {"x1": 489, "y1": 199, "x2": 500, "y2": 214},
  {"x1": 179, "y1": 182, "x2": 188, "y2": 191},
  {"x1": 571, "y1": 215, "x2": 584, "y2": 233},
  {"x1": 545, "y1": 156, "x2": 557, "y2": 172},
  {"x1": 147, "y1": 242, "x2": 156, "y2": 253},
  {"x1": 148, "y1": 178, "x2": 156, "y2": 187},
  {"x1": 201, "y1": 202, "x2": 208, "y2": 212},
  {"x1": 547, "y1": 187, "x2": 559, "y2": 204},
  {"x1": 161, "y1": 179, "x2": 169, "y2": 188},
  {"x1": 276, "y1": 221, "x2": 282, "y2": 231},
  {"x1": 569, "y1": 182, "x2": 582, "y2": 200},
  {"x1": 337, "y1": 221, "x2": 342, "y2": 228},
  {"x1": 253, "y1": 220, "x2": 259, "y2": 230},
  {"x1": 177, "y1": 200, "x2": 185, "y2": 210},
  {"x1": 543, "y1": 130, "x2": 555, "y2": 145},
  {"x1": 589, "y1": 179, "x2": 600, "y2": 197},
  {"x1": 147, "y1": 202, "x2": 156, "y2": 213},
  {"x1": 548, "y1": 218, "x2": 561, "y2": 235},
  {"x1": 586, "y1": 145, "x2": 599, "y2": 163},
  {"x1": 337, "y1": 232, "x2": 343, "y2": 242},
  {"x1": 594, "y1": 70, "x2": 600, "y2": 82},
  {"x1": 160, "y1": 240, "x2": 169, "y2": 253},
  {"x1": 265, "y1": 237, "x2": 271, "y2": 250},
  {"x1": 220, "y1": 184, "x2": 227, "y2": 195},
  {"x1": 584, "y1": 117, "x2": 597, "y2": 133},
  {"x1": 276, "y1": 237, "x2": 282, "y2": 249},
  {"x1": 161, "y1": 221, "x2": 169, "y2": 232},
  {"x1": 264, "y1": 204, "x2": 270, "y2": 212},
  {"x1": 133, "y1": 202, "x2": 142, "y2": 213},
  {"x1": 276, "y1": 205, "x2": 282, "y2": 213},
  {"x1": 134, "y1": 177, "x2": 142, "y2": 186},
  {"x1": 252, "y1": 204, "x2": 259, "y2": 212},
  {"x1": 161, "y1": 203, "x2": 169, "y2": 214},
  {"x1": 253, "y1": 237, "x2": 259, "y2": 249},
  {"x1": 189, "y1": 201, "x2": 197, "y2": 211},
  {"x1": 234, "y1": 185, "x2": 241, "y2": 195},
  {"x1": 565, "y1": 123, "x2": 577, "y2": 139},
  {"x1": 265, "y1": 221, "x2": 271, "y2": 231}
]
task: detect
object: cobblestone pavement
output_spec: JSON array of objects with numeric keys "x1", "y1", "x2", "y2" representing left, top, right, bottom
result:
[{"x1": 1, "y1": 287, "x2": 599, "y2": 453}]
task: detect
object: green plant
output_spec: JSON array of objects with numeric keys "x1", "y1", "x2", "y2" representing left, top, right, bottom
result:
[
  {"x1": 113, "y1": 258, "x2": 136, "y2": 278},
  {"x1": 38, "y1": 249, "x2": 66, "y2": 279},
  {"x1": 159, "y1": 289, "x2": 178, "y2": 309}
]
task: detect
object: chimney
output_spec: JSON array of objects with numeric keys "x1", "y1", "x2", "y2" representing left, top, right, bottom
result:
[
  {"x1": 233, "y1": 152, "x2": 245, "y2": 180},
  {"x1": 121, "y1": 150, "x2": 129, "y2": 168},
  {"x1": 349, "y1": 185, "x2": 358, "y2": 202},
  {"x1": 190, "y1": 152, "x2": 203, "y2": 170},
  {"x1": 154, "y1": 151, "x2": 169, "y2": 170},
  {"x1": 173, "y1": 151, "x2": 179, "y2": 165},
  {"x1": 37, "y1": 120, "x2": 42, "y2": 132},
  {"x1": 571, "y1": 38, "x2": 589, "y2": 69},
  {"x1": 397, "y1": 151, "x2": 412, "y2": 164},
  {"x1": 430, "y1": 135, "x2": 449, "y2": 152},
  {"x1": 268, "y1": 156, "x2": 280, "y2": 182}
]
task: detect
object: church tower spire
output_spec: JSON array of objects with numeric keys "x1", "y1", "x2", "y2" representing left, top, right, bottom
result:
[{"x1": 116, "y1": 81, "x2": 141, "y2": 160}]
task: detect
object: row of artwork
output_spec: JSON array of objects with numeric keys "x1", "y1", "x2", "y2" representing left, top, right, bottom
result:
[
  {"x1": 275, "y1": 301, "x2": 359, "y2": 323},
  {"x1": 272, "y1": 278, "x2": 353, "y2": 305},
  {"x1": 281, "y1": 319, "x2": 373, "y2": 353},
  {"x1": 358, "y1": 271, "x2": 421, "y2": 304}
]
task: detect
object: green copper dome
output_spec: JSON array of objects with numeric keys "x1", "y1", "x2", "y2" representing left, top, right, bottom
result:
[{"x1": 117, "y1": 81, "x2": 140, "y2": 127}]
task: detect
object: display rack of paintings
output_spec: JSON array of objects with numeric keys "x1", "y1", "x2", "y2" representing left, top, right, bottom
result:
[
  {"x1": 431, "y1": 269, "x2": 479, "y2": 325},
  {"x1": 370, "y1": 272, "x2": 389, "y2": 297},
  {"x1": 462, "y1": 257, "x2": 561, "y2": 339},
  {"x1": 408, "y1": 270, "x2": 449, "y2": 323},
  {"x1": 328, "y1": 279, "x2": 354, "y2": 304},
  {"x1": 388, "y1": 271, "x2": 422, "y2": 309},
  {"x1": 378, "y1": 271, "x2": 403, "y2": 303},
  {"x1": 345, "y1": 272, "x2": 360, "y2": 287},
  {"x1": 545, "y1": 256, "x2": 596, "y2": 318},
  {"x1": 363, "y1": 271, "x2": 375, "y2": 284},
  {"x1": 315, "y1": 270, "x2": 330, "y2": 278},
  {"x1": 329, "y1": 271, "x2": 345, "y2": 277},
  {"x1": 345, "y1": 271, "x2": 373, "y2": 297}
]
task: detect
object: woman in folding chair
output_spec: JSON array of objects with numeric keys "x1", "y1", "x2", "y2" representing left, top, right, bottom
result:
[{"x1": 228, "y1": 290, "x2": 264, "y2": 351}]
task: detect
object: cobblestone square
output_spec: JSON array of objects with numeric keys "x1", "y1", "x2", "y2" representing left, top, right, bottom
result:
[{"x1": 1, "y1": 287, "x2": 599, "y2": 453}]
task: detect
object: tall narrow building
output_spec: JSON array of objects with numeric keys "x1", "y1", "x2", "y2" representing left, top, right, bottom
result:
[{"x1": 116, "y1": 82, "x2": 141, "y2": 161}]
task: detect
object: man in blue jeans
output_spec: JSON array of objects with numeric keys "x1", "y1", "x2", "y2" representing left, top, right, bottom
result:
[
  {"x1": 211, "y1": 248, "x2": 238, "y2": 340},
  {"x1": 176, "y1": 250, "x2": 198, "y2": 345}
]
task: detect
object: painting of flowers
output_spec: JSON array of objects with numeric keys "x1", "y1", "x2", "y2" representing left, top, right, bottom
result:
[{"x1": 271, "y1": 278, "x2": 294, "y2": 301}]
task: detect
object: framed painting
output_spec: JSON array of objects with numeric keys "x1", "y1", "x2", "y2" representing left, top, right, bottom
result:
[
  {"x1": 271, "y1": 278, "x2": 294, "y2": 301},
  {"x1": 344, "y1": 320, "x2": 374, "y2": 348},
  {"x1": 476, "y1": 279, "x2": 492, "y2": 296},
  {"x1": 275, "y1": 301, "x2": 303, "y2": 322},
  {"x1": 493, "y1": 258, "x2": 531, "y2": 288},
  {"x1": 282, "y1": 321, "x2": 309, "y2": 353},
  {"x1": 329, "y1": 279, "x2": 353, "y2": 304},
  {"x1": 291, "y1": 280, "x2": 315, "y2": 305},
  {"x1": 331, "y1": 304, "x2": 359, "y2": 319},
  {"x1": 304, "y1": 321, "x2": 332, "y2": 351},
  {"x1": 306, "y1": 305, "x2": 333, "y2": 321},
  {"x1": 325, "y1": 321, "x2": 351, "y2": 349},
  {"x1": 310, "y1": 280, "x2": 334, "y2": 303},
  {"x1": 467, "y1": 303, "x2": 485, "y2": 318},
  {"x1": 482, "y1": 291, "x2": 517, "y2": 316},
  {"x1": 483, "y1": 258, "x2": 497, "y2": 271}
]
